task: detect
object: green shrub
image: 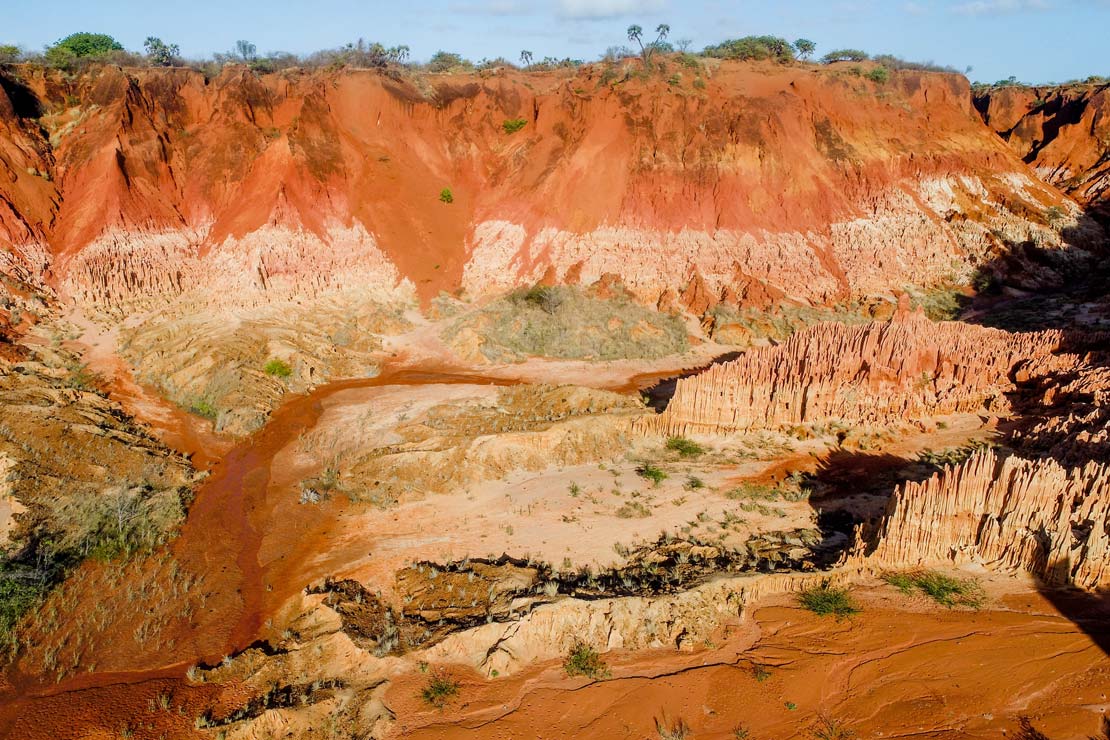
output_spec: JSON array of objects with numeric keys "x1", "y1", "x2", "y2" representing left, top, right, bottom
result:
[
  {"x1": 502, "y1": 118, "x2": 527, "y2": 134},
  {"x1": 636, "y1": 463, "x2": 668, "y2": 485},
  {"x1": 798, "y1": 583, "x2": 859, "y2": 619},
  {"x1": 46, "y1": 32, "x2": 123, "y2": 61},
  {"x1": 865, "y1": 67, "x2": 889, "y2": 84},
  {"x1": 439, "y1": 187, "x2": 454, "y2": 204},
  {"x1": 683, "y1": 475, "x2": 705, "y2": 491},
  {"x1": 190, "y1": 399, "x2": 218, "y2": 420},
  {"x1": 703, "y1": 36, "x2": 795, "y2": 62},
  {"x1": 882, "y1": 570, "x2": 984, "y2": 608},
  {"x1": 822, "y1": 49, "x2": 870, "y2": 63},
  {"x1": 263, "y1": 358, "x2": 293, "y2": 378},
  {"x1": 427, "y1": 51, "x2": 472, "y2": 72},
  {"x1": 615, "y1": 500, "x2": 652, "y2": 518},
  {"x1": 420, "y1": 672, "x2": 459, "y2": 707},
  {"x1": 692, "y1": 77, "x2": 706, "y2": 90},
  {"x1": 563, "y1": 641, "x2": 609, "y2": 679},
  {"x1": 512, "y1": 285, "x2": 564, "y2": 314},
  {"x1": 665, "y1": 436, "x2": 705, "y2": 457}
]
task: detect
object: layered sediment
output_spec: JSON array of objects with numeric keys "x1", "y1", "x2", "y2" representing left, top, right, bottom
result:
[{"x1": 0, "y1": 61, "x2": 1094, "y2": 316}]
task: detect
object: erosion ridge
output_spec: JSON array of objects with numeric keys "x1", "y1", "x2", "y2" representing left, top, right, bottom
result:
[{"x1": 641, "y1": 307, "x2": 1076, "y2": 434}]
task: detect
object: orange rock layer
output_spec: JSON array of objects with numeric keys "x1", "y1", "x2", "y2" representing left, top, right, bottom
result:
[
  {"x1": 0, "y1": 61, "x2": 1091, "y2": 314},
  {"x1": 976, "y1": 82, "x2": 1110, "y2": 221},
  {"x1": 641, "y1": 310, "x2": 1065, "y2": 434},
  {"x1": 849, "y1": 450, "x2": 1109, "y2": 589}
]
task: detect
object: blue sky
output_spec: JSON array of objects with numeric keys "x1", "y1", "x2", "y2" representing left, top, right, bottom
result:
[{"x1": 4, "y1": 0, "x2": 1109, "y2": 83}]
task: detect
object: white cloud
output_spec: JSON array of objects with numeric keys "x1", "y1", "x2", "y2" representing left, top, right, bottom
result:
[
  {"x1": 952, "y1": 0, "x2": 1052, "y2": 16},
  {"x1": 903, "y1": 1, "x2": 927, "y2": 14},
  {"x1": 557, "y1": 0, "x2": 666, "y2": 20}
]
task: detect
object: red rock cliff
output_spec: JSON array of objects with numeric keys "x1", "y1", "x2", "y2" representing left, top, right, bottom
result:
[
  {"x1": 0, "y1": 61, "x2": 1091, "y2": 315},
  {"x1": 975, "y1": 82, "x2": 1110, "y2": 222}
]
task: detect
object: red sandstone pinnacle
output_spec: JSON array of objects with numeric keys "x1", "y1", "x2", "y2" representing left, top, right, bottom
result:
[
  {"x1": 846, "y1": 450, "x2": 1109, "y2": 589},
  {"x1": 640, "y1": 313, "x2": 1066, "y2": 434}
]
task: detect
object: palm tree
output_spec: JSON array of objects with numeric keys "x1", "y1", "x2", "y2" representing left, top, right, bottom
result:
[{"x1": 520, "y1": 50, "x2": 533, "y2": 67}]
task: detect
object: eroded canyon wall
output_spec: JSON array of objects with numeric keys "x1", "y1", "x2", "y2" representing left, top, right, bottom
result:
[
  {"x1": 976, "y1": 82, "x2": 1110, "y2": 222},
  {"x1": 0, "y1": 61, "x2": 1095, "y2": 317},
  {"x1": 641, "y1": 309, "x2": 1069, "y2": 434},
  {"x1": 849, "y1": 450, "x2": 1109, "y2": 589}
]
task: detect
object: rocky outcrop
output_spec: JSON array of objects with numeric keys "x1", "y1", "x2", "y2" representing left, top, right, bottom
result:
[
  {"x1": 641, "y1": 310, "x2": 1064, "y2": 435},
  {"x1": 975, "y1": 82, "x2": 1110, "y2": 221},
  {"x1": 848, "y1": 450, "x2": 1109, "y2": 589}
]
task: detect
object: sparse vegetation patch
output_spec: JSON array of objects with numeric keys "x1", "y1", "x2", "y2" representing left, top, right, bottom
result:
[
  {"x1": 420, "y1": 672, "x2": 460, "y2": 708},
  {"x1": 444, "y1": 284, "x2": 688, "y2": 362},
  {"x1": 882, "y1": 570, "x2": 984, "y2": 608},
  {"x1": 263, "y1": 358, "x2": 292, "y2": 378},
  {"x1": 798, "y1": 583, "x2": 859, "y2": 619}
]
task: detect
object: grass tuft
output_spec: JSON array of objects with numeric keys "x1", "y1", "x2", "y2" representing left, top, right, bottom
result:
[
  {"x1": 798, "y1": 583, "x2": 859, "y2": 619},
  {"x1": 636, "y1": 463, "x2": 668, "y2": 486},
  {"x1": 666, "y1": 436, "x2": 705, "y2": 457},
  {"x1": 563, "y1": 641, "x2": 609, "y2": 679},
  {"x1": 421, "y1": 671, "x2": 460, "y2": 708},
  {"x1": 263, "y1": 358, "x2": 293, "y2": 378},
  {"x1": 882, "y1": 570, "x2": 984, "y2": 608},
  {"x1": 502, "y1": 118, "x2": 527, "y2": 134}
]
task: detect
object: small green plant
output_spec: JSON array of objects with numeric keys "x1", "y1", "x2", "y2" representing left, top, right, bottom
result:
[
  {"x1": 733, "y1": 726, "x2": 751, "y2": 739},
  {"x1": 439, "y1": 187, "x2": 454, "y2": 204},
  {"x1": 263, "y1": 358, "x2": 293, "y2": 378},
  {"x1": 692, "y1": 77, "x2": 706, "y2": 90},
  {"x1": 666, "y1": 436, "x2": 705, "y2": 457},
  {"x1": 563, "y1": 641, "x2": 609, "y2": 679},
  {"x1": 785, "y1": 701, "x2": 798, "y2": 710},
  {"x1": 502, "y1": 118, "x2": 527, "y2": 134},
  {"x1": 190, "y1": 399, "x2": 218, "y2": 420},
  {"x1": 421, "y1": 671, "x2": 460, "y2": 708},
  {"x1": 683, "y1": 476, "x2": 705, "y2": 491},
  {"x1": 752, "y1": 664, "x2": 771, "y2": 682},
  {"x1": 882, "y1": 570, "x2": 984, "y2": 608},
  {"x1": 667, "y1": 73, "x2": 681, "y2": 86},
  {"x1": 865, "y1": 67, "x2": 889, "y2": 84},
  {"x1": 636, "y1": 463, "x2": 668, "y2": 486},
  {"x1": 798, "y1": 583, "x2": 859, "y2": 619},
  {"x1": 568, "y1": 482, "x2": 581, "y2": 497}
]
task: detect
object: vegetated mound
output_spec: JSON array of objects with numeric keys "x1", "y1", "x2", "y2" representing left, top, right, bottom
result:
[
  {"x1": 119, "y1": 296, "x2": 408, "y2": 435},
  {"x1": 848, "y1": 449, "x2": 1109, "y2": 589},
  {"x1": 444, "y1": 284, "x2": 689, "y2": 362},
  {"x1": 975, "y1": 81, "x2": 1110, "y2": 223},
  {"x1": 642, "y1": 307, "x2": 1065, "y2": 435}
]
